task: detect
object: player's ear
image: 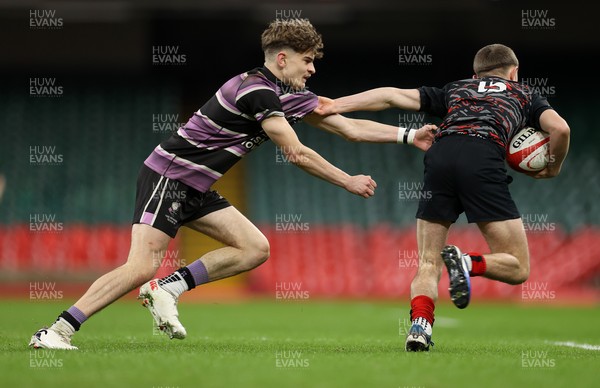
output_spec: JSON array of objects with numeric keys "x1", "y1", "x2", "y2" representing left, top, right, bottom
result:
[
  {"x1": 276, "y1": 51, "x2": 287, "y2": 68},
  {"x1": 509, "y1": 66, "x2": 519, "y2": 82},
  {"x1": 472, "y1": 74, "x2": 478, "y2": 79}
]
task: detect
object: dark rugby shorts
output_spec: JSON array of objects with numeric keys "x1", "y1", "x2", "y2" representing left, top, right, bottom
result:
[
  {"x1": 132, "y1": 164, "x2": 231, "y2": 237},
  {"x1": 416, "y1": 134, "x2": 521, "y2": 223}
]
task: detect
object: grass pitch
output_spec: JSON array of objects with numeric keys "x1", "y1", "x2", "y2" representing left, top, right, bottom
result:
[{"x1": 1, "y1": 298, "x2": 599, "y2": 387}]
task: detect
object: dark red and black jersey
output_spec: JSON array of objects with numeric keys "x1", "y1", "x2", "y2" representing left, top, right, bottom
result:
[{"x1": 418, "y1": 76, "x2": 552, "y2": 149}]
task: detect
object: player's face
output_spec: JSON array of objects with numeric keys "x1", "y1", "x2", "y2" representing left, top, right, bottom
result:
[{"x1": 280, "y1": 50, "x2": 316, "y2": 90}]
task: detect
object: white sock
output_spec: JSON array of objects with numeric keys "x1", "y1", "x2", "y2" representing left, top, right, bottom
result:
[
  {"x1": 412, "y1": 317, "x2": 433, "y2": 336},
  {"x1": 463, "y1": 254, "x2": 472, "y2": 272},
  {"x1": 157, "y1": 271, "x2": 189, "y2": 298},
  {"x1": 51, "y1": 317, "x2": 75, "y2": 337}
]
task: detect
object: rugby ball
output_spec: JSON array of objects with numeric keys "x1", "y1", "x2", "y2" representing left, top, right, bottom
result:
[{"x1": 506, "y1": 127, "x2": 550, "y2": 173}]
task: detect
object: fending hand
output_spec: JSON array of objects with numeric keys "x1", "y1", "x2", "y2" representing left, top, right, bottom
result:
[
  {"x1": 314, "y1": 96, "x2": 337, "y2": 116},
  {"x1": 412, "y1": 124, "x2": 438, "y2": 152}
]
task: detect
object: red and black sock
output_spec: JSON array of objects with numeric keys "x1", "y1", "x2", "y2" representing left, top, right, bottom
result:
[{"x1": 468, "y1": 252, "x2": 487, "y2": 277}]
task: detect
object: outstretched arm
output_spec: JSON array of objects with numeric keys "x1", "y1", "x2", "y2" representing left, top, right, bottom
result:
[
  {"x1": 303, "y1": 113, "x2": 436, "y2": 152},
  {"x1": 315, "y1": 88, "x2": 422, "y2": 115},
  {"x1": 529, "y1": 109, "x2": 570, "y2": 179},
  {"x1": 261, "y1": 116, "x2": 377, "y2": 198}
]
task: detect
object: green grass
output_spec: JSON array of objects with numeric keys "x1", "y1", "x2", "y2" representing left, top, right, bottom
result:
[{"x1": 1, "y1": 298, "x2": 599, "y2": 387}]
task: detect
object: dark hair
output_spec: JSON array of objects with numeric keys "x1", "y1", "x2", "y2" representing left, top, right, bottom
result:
[{"x1": 473, "y1": 44, "x2": 519, "y2": 77}]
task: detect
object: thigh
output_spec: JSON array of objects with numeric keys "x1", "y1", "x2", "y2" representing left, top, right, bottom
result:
[
  {"x1": 184, "y1": 206, "x2": 268, "y2": 249},
  {"x1": 477, "y1": 218, "x2": 529, "y2": 263}
]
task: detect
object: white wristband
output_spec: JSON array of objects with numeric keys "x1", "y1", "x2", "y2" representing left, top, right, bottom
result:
[
  {"x1": 407, "y1": 128, "x2": 416, "y2": 145},
  {"x1": 397, "y1": 127, "x2": 407, "y2": 144},
  {"x1": 397, "y1": 127, "x2": 415, "y2": 145}
]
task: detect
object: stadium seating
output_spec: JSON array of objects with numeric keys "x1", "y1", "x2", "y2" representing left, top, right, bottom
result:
[
  {"x1": 0, "y1": 82, "x2": 597, "y2": 303},
  {"x1": 248, "y1": 224, "x2": 600, "y2": 301}
]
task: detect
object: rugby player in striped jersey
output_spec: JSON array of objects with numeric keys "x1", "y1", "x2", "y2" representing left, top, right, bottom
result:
[{"x1": 30, "y1": 18, "x2": 436, "y2": 349}]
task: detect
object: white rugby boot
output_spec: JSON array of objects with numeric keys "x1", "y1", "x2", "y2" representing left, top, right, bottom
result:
[
  {"x1": 139, "y1": 279, "x2": 187, "y2": 339},
  {"x1": 29, "y1": 319, "x2": 78, "y2": 350}
]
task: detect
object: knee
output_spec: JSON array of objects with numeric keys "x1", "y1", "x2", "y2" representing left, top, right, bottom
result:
[
  {"x1": 125, "y1": 252, "x2": 161, "y2": 284},
  {"x1": 504, "y1": 256, "x2": 529, "y2": 284},
  {"x1": 245, "y1": 237, "x2": 270, "y2": 270},
  {"x1": 136, "y1": 261, "x2": 159, "y2": 284},
  {"x1": 509, "y1": 266, "x2": 530, "y2": 285},
  {"x1": 122, "y1": 262, "x2": 157, "y2": 286}
]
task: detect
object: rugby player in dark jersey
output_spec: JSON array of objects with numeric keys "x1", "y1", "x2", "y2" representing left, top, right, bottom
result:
[
  {"x1": 29, "y1": 18, "x2": 436, "y2": 349},
  {"x1": 316, "y1": 44, "x2": 570, "y2": 351}
]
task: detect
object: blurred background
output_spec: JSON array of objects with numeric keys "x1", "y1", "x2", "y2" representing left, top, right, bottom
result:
[{"x1": 1, "y1": 0, "x2": 598, "y2": 303}]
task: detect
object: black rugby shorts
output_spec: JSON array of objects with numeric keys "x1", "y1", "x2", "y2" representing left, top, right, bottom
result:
[
  {"x1": 132, "y1": 164, "x2": 231, "y2": 237},
  {"x1": 416, "y1": 135, "x2": 520, "y2": 223}
]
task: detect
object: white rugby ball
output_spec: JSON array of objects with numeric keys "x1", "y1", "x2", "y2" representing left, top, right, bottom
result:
[{"x1": 506, "y1": 127, "x2": 550, "y2": 173}]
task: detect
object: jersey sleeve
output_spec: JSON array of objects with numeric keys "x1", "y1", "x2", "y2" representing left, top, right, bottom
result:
[
  {"x1": 289, "y1": 91, "x2": 318, "y2": 120},
  {"x1": 418, "y1": 86, "x2": 448, "y2": 118},
  {"x1": 235, "y1": 82, "x2": 285, "y2": 122},
  {"x1": 527, "y1": 93, "x2": 553, "y2": 129}
]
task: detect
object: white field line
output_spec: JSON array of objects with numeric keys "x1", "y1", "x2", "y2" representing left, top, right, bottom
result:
[
  {"x1": 434, "y1": 316, "x2": 459, "y2": 328},
  {"x1": 547, "y1": 341, "x2": 600, "y2": 350}
]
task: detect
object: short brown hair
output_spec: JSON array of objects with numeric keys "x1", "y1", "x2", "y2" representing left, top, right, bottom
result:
[
  {"x1": 261, "y1": 18, "x2": 324, "y2": 59},
  {"x1": 473, "y1": 44, "x2": 519, "y2": 77}
]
